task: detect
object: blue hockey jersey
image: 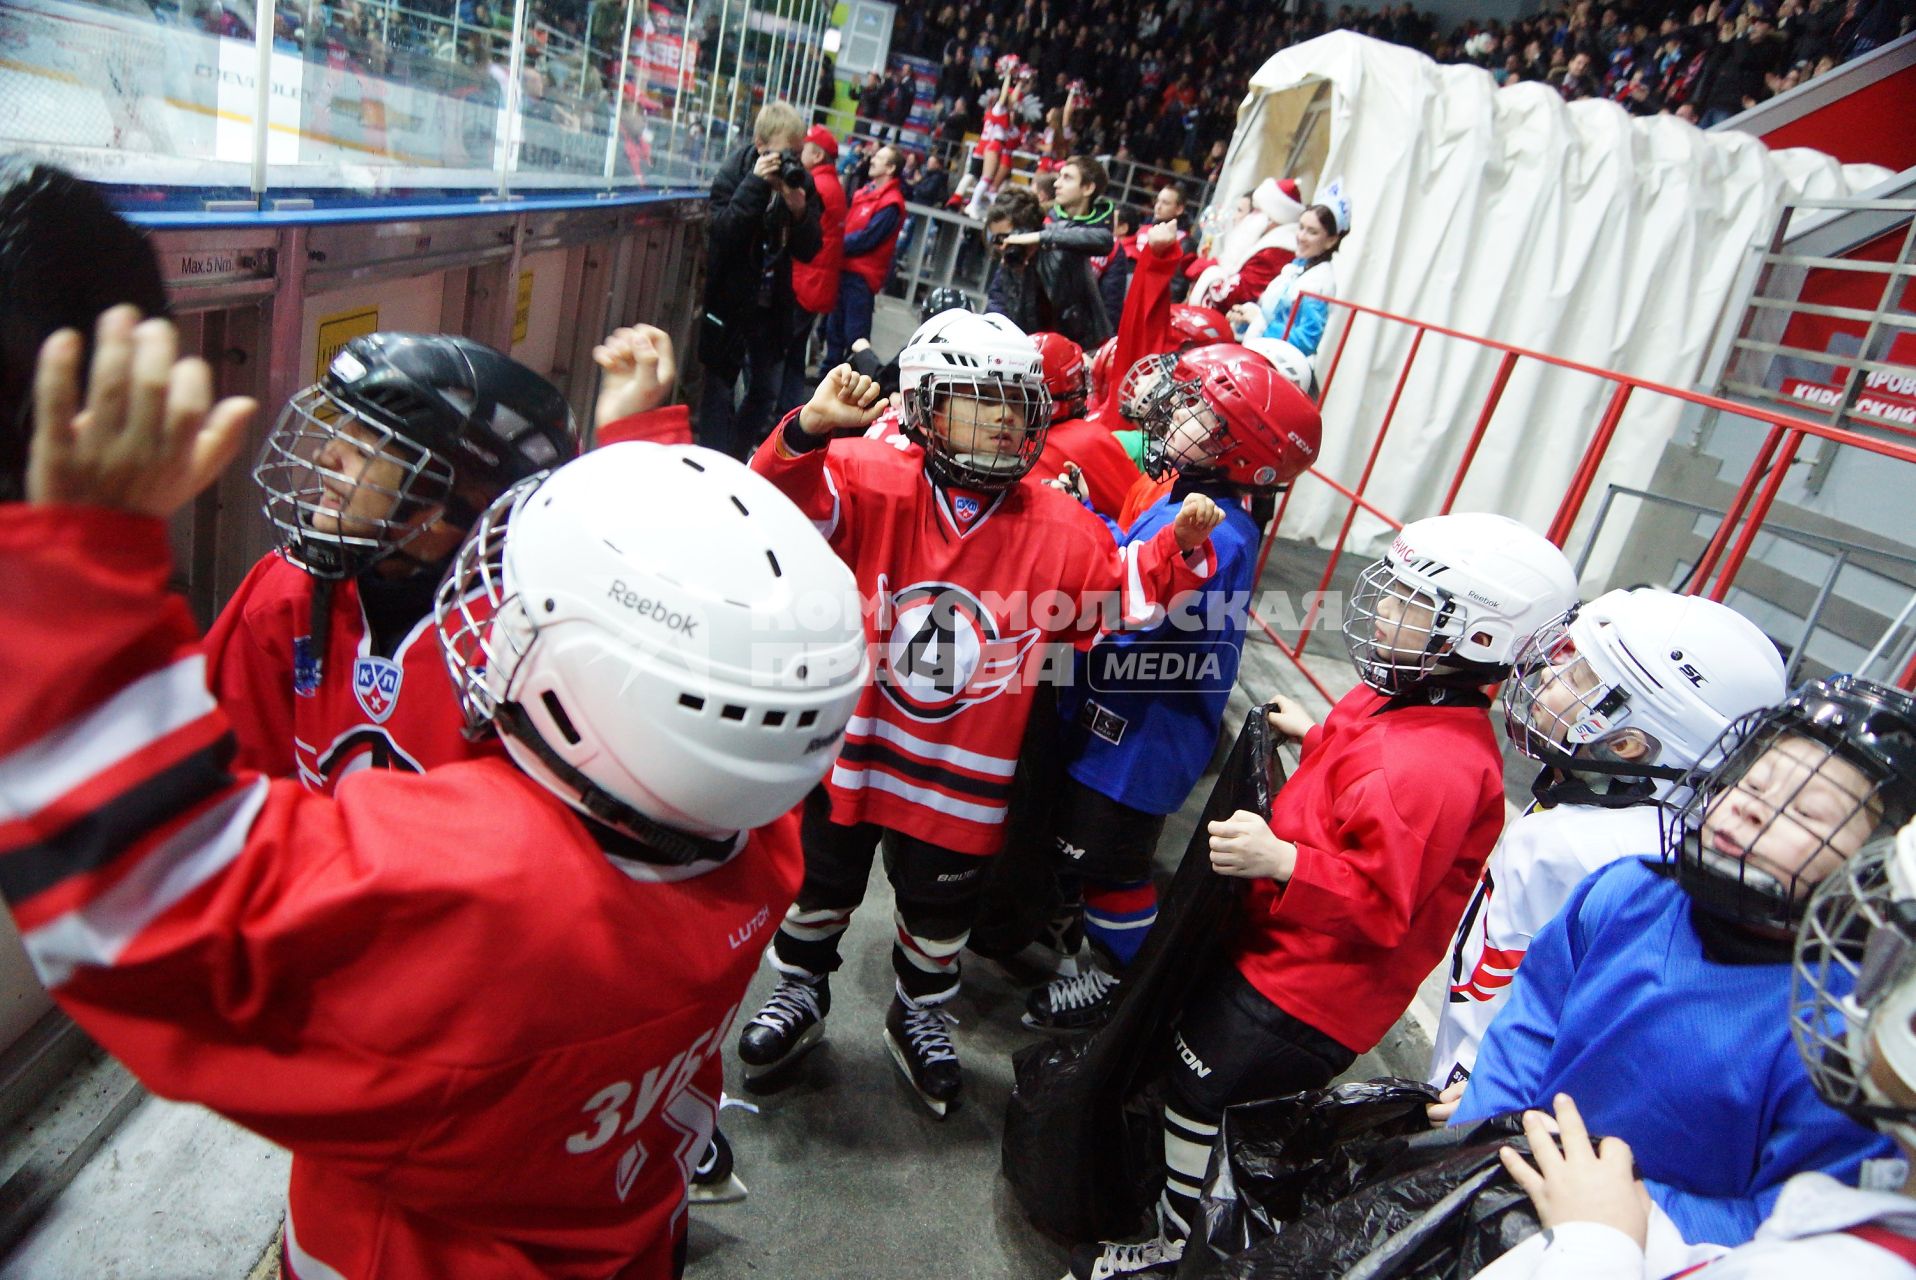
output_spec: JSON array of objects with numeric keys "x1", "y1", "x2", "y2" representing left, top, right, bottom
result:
[
  {"x1": 1057, "y1": 478, "x2": 1263, "y2": 816},
  {"x1": 1453, "y1": 856, "x2": 1897, "y2": 1247}
]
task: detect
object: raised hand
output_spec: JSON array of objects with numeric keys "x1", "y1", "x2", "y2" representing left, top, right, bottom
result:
[
  {"x1": 593, "y1": 325, "x2": 677, "y2": 426},
  {"x1": 798, "y1": 365, "x2": 886, "y2": 436},
  {"x1": 28, "y1": 306, "x2": 255, "y2": 519},
  {"x1": 1171, "y1": 490, "x2": 1224, "y2": 551}
]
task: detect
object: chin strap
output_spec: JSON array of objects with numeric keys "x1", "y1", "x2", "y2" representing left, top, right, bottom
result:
[
  {"x1": 493, "y1": 703, "x2": 738, "y2": 867},
  {"x1": 1530, "y1": 763, "x2": 1660, "y2": 810}
]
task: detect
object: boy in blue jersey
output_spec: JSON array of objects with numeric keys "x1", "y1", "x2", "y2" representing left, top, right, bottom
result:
[
  {"x1": 1024, "y1": 342, "x2": 1321, "y2": 1031},
  {"x1": 1453, "y1": 675, "x2": 1916, "y2": 1247}
]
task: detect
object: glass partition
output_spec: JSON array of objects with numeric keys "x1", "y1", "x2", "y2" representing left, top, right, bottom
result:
[{"x1": 0, "y1": 0, "x2": 826, "y2": 197}]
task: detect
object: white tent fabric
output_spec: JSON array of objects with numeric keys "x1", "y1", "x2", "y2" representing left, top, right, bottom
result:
[{"x1": 1211, "y1": 32, "x2": 1891, "y2": 575}]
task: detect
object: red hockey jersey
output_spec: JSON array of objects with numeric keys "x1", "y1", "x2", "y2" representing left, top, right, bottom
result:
[
  {"x1": 752, "y1": 423, "x2": 1213, "y2": 854},
  {"x1": 0, "y1": 505, "x2": 803, "y2": 1280},
  {"x1": 1232, "y1": 685, "x2": 1506, "y2": 1054},
  {"x1": 1026, "y1": 413, "x2": 1141, "y2": 520},
  {"x1": 202, "y1": 552, "x2": 500, "y2": 792}
]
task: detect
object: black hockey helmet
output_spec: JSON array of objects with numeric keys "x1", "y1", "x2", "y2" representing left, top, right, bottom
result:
[
  {"x1": 920, "y1": 286, "x2": 974, "y2": 322},
  {"x1": 1667, "y1": 674, "x2": 1916, "y2": 930},
  {"x1": 255, "y1": 332, "x2": 578, "y2": 578}
]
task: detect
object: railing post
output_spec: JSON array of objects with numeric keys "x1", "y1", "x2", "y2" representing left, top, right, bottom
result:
[
  {"x1": 1708, "y1": 429, "x2": 1805, "y2": 602},
  {"x1": 1440, "y1": 349, "x2": 1517, "y2": 514},
  {"x1": 1546, "y1": 381, "x2": 1634, "y2": 547},
  {"x1": 1292, "y1": 326, "x2": 1425, "y2": 655},
  {"x1": 1686, "y1": 423, "x2": 1783, "y2": 594},
  {"x1": 603, "y1": 0, "x2": 637, "y2": 181}
]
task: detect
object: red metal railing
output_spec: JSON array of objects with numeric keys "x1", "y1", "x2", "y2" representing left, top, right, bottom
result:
[{"x1": 1248, "y1": 292, "x2": 1916, "y2": 700}]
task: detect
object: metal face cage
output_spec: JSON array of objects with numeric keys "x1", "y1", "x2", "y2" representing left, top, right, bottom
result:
[
  {"x1": 254, "y1": 384, "x2": 455, "y2": 579},
  {"x1": 1139, "y1": 370, "x2": 1228, "y2": 480},
  {"x1": 1341, "y1": 558, "x2": 1458, "y2": 695},
  {"x1": 1502, "y1": 612, "x2": 1634, "y2": 762},
  {"x1": 1669, "y1": 713, "x2": 1897, "y2": 930},
  {"x1": 434, "y1": 474, "x2": 541, "y2": 736},
  {"x1": 904, "y1": 375, "x2": 1051, "y2": 490}
]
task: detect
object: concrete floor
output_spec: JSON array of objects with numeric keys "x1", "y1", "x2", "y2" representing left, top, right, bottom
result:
[{"x1": 2, "y1": 296, "x2": 1480, "y2": 1279}]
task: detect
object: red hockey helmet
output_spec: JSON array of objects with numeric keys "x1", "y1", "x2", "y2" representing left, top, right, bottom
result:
[
  {"x1": 1169, "y1": 304, "x2": 1234, "y2": 349},
  {"x1": 1089, "y1": 336, "x2": 1120, "y2": 405},
  {"x1": 1139, "y1": 343, "x2": 1321, "y2": 489},
  {"x1": 1031, "y1": 331, "x2": 1089, "y2": 423}
]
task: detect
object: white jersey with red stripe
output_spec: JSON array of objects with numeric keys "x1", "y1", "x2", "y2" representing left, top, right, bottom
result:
[
  {"x1": 1428, "y1": 800, "x2": 1663, "y2": 1089},
  {"x1": 751, "y1": 416, "x2": 1212, "y2": 855},
  {"x1": 201, "y1": 552, "x2": 502, "y2": 793},
  {"x1": 981, "y1": 104, "x2": 1014, "y2": 146},
  {"x1": 0, "y1": 504, "x2": 803, "y2": 1280}
]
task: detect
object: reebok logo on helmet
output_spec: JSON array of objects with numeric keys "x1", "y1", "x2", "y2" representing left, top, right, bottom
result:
[{"x1": 607, "y1": 579, "x2": 699, "y2": 637}]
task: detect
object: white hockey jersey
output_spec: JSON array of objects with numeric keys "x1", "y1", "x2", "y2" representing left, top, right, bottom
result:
[
  {"x1": 1428, "y1": 802, "x2": 1664, "y2": 1088},
  {"x1": 1467, "y1": 1171, "x2": 1916, "y2": 1279}
]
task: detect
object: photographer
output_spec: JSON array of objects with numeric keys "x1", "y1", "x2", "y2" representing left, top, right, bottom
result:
[
  {"x1": 984, "y1": 173, "x2": 1114, "y2": 349},
  {"x1": 698, "y1": 101, "x2": 823, "y2": 460}
]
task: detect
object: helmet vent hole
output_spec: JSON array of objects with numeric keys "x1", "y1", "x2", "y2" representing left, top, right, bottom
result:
[
  {"x1": 544, "y1": 598, "x2": 556, "y2": 613},
  {"x1": 678, "y1": 693, "x2": 705, "y2": 711},
  {"x1": 798, "y1": 709, "x2": 819, "y2": 728},
  {"x1": 540, "y1": 691, "x2": 583, "y2": 746},
  {"x1": 682, "y1": 457, "x2": 706, "y2": 473},
  {"x1": 766, "y1": 550, "x2": 782, "y2": 578},
  {"x1": 730, "y1": 495, "x2": 750, "y2": 516},
  {"x1": 721, "y1": 704, "x2": 747, "y2": 722},
  {"x1": 764, "y1": 709, "x2": 787, "y2": 726}
]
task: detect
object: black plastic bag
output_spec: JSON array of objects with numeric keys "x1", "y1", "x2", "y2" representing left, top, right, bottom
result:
[
  {"x1": 1195, "y1": 1079, "x2": 1443, "y2": 1261},
  {"x1": 969, "y1": 680, "x2": 1068, "y2": 961},
  {"x1": 1184, "y1": 1116, "x2": 1542, "y2": 1280},
  {"x1": 1001, "y1": 707, "x2": 1285, "y2": 1241}
]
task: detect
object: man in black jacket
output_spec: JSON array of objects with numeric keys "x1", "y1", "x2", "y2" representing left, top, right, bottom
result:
[
  {"x1": 984, "y1": 178, "x2": 1114, "y2": 349},
  {"x1": 698, "y1": 101, "x2": 823, "y2": 460}
]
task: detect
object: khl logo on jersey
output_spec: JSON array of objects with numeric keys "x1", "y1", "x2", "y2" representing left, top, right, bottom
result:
[
  {"x1": 352, "y1": 656, "x2": 404, "y2": 723},
  {"x1": 952, "y1": 494, "x2": 980, "y2": 524},
  {"x1": 878, "y1": 581, "x2": 1039, "y2": 721}
]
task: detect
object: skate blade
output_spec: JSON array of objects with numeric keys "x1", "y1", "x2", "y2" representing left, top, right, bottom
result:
[
  {"x1": 1020, "y1": 1010, "x2": 1096, "y2": 1035},
  {"x1": 883, "y1": 1031, "x2": 954, "y2": 1119},
  {"x1": 689, "y1": 1172, "x2": 748, "y2": 1205},
  {"x1": 740, "y1": 1022, "x2": 823, "y2": 1085}
]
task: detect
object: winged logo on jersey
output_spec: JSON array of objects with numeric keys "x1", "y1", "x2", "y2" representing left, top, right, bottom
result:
[
  {"x1": 878, "y1": 581, "x2": 1041, "y2": 721},
  {"x1": 352, "y1": 655, "x2": 404, "y2": 723}
]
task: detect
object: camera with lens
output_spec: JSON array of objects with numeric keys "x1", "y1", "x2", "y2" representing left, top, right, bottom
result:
[
  {"x1": 991, "y1": 231, "x2": 1034, "y2": 267},
  {"x1": 778, "y1": 149, "x2": 808, "y2": 187}
]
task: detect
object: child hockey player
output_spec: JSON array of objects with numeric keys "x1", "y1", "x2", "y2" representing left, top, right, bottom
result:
[
  {"x1": 1452, "y1": 675, "x2": 1916, "y2": 1246},
  {"x1": 1427, "y1": 588, "x2": 1787, "y2": 1092},
  {"x1": 740, "y1": 316, "x2": 1227, "y2": 1116},
  {"x1": 1473, "y1": 814, "x2": 1916, "y2": 1280},
  {"x1": 3, "y1": 314, "x2": 868, "y2": 1278},
  {"x1": 204, "y1": 326, "x2": 753, "y2": 1199},
  {"x1": 204, "y1": 330, "x2": 579, "y2": 792},
  {"x1": 1025, "y1": 342, "x2": 1321, "y2": 1032},
  {"x1": 1025, "y1": 330, "x2": 1142, "y2": 520},
  {"x1": 1069, "y1": 511, "x2": 1578, "y2": 1278}
]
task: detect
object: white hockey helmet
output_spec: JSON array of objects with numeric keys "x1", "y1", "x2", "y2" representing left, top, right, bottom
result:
[
  {"x1": 1343, "y1": 512, "x2": 1579, "y2": 695},
  {"x1": 1792, "y1": 817, "x2": 1916, "y2": 1152},
  {"x1": 1241, "y1": 336, "x2": 1320, "y2": 400},
  {"x1": 898, "y1": 310, "x2": 1051, "y2": 490},
  {"x1": 435, "y1": 443, "x2": 868, "y2": 854},
  {"x1": 1503, "y1": 589, "x2": 1786, "y2": 795}
]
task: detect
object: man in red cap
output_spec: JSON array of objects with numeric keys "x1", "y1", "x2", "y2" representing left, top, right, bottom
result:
[
  {"x1": 823, "y1": 144, "x2": 906, "y2": 368},
  {"x1": 784, "y1": 124, "x2": 847, "y2": 410}
]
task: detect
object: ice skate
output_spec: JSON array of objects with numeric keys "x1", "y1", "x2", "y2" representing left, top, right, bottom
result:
[
  {"x1": 688, "y1": 1128, "x2": 747, "y2": 1205},
  {"x1": 1063, "y1": 1230, "x2": 1183, "y2": 1279},
  {"x1": 736, "y1": 974, "x2": 829, "y2": 1084},
  {"x1": 1023, "y1": 963, "x2": 1121, "y2": 1032},
  {"x1": 883, "y1": 992, "x2": 961, "y2": 1117}
]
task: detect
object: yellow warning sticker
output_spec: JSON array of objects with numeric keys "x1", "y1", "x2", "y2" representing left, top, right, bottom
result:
[
  {"x1": 314, "y1": 305, "x2": 381, "y2": 381},
  {"x1": 513, "y1": 269, "x2": 534, "y2": 345}
]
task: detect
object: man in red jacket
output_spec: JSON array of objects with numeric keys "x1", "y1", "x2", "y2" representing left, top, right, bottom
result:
[
  {"x1": 823, "y1": 144, "x2": 907, "y2": 368},
  {"x1": 784, "y1": 125, "x2": 847, "y2": 412},
  {"x1": 5, "y1": 311, "x2": 869, "y2": 1280}
]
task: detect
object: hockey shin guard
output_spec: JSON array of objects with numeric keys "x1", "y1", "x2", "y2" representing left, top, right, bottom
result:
[{"x1": 1158, "y1": 1100, "x2": 1218, "y2": 1245}]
